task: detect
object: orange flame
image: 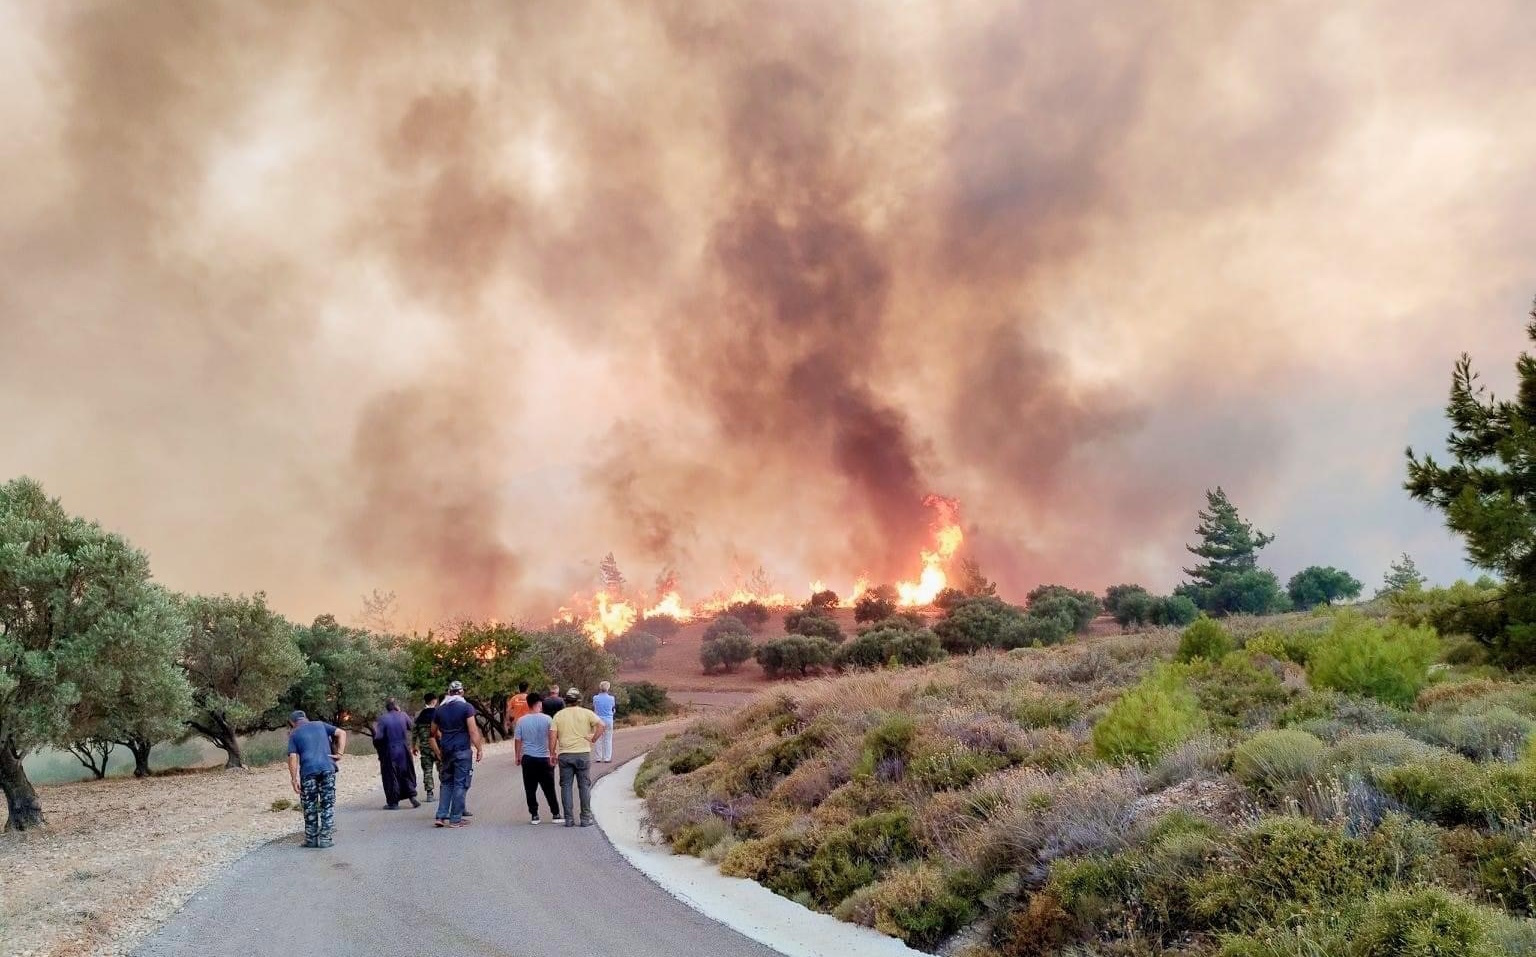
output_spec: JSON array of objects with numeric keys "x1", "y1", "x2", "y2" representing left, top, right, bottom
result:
[{"x1": 554, "y1": 494, "x2": 963, "y2": 642}]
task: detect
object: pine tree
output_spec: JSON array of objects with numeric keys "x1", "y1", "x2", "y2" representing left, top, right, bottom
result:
[
  {"x1": 1376, "y1": 553, "x2": 1427, "y2": 598},
  {"x1": 599, "y1": 553, "x2": 626, "y2": 593},
  {"x1": 1406, "y1": 302, "x2": 1536, "y2": 662},
  {"x1": 1182, "y1": 487, "x2": 1275, "y2": 587},
  {"x1": 1178, "y1": 487, "x2": 1284, "y2": 616}
]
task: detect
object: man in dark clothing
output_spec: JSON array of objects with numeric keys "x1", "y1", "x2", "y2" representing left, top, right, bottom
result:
[
  {"x1": 414, "y1": 693, "x2": 438, "y2": 802},
  {"x1": 287, "y1": 710, "x2": 347, "y2": 848},
  {"x1": 542, "y1": 684, "x2": 565, "y2": 719},
  {"x1": 430, "y1": 679, "x2": 483, "y2": 828},
  {"x1": 373, "y1": 697, "x2": 419, "y2": 809}
]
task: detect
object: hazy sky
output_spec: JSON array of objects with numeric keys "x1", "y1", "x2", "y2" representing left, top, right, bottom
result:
[{"x1": 2, "y1": 1, "x2": 1534, "y2": 626}]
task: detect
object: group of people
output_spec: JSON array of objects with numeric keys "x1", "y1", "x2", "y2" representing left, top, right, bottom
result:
[{"x1": 285, "y1": 679, "x2": 617, "y2": 847}]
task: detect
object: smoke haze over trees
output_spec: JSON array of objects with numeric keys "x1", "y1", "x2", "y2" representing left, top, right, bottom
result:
[{"x1": 2, "y1": 2, "x2": 1535, "y2": 623}]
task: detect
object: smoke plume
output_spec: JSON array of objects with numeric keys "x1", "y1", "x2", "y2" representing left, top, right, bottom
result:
[{"x1": 2, "y1": 1, "x2": 1535, "y2": 622}]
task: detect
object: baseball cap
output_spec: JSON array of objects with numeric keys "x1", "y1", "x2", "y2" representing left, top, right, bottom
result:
[
  {"x1": 447, "y1": 680, "x2": 465, "y2": 694},
  {"x1": 290, "y1": 710, "x2": 307, "y2": 722},
  {"x1": 563, "y1": 687, "x2": 581, "y2": 702}
]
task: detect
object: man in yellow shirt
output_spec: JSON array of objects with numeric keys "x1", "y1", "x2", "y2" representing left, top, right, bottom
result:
[{"x1": 549, "y1": 687, "x2": 606, "y2": 828}]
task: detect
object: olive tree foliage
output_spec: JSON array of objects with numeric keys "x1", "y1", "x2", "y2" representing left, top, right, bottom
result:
[
  {"x1": 854, "y1": 584, "x2": 900, "y2": 623},
  {"x1": 402, "y1": 621, "x2": 545, "y2": 740},
  {"x1": 278, "y1": 614, "x2": 404, "y2": 733},
  {"x1": 700, "y1": 632, "x2": 754, "y2": 673},
  {"x1": 1025, "y1": 584, "x2": 1102, "y2": 633},
  {"x1": 179, "y1": 592, "x2": 306, "y2": 769},
  {"x1": 1286, "y1": 566, "x2": 1363, "y2": 610},
  {"x1": 0, "y1": 478, "x2": 191, "y2": 829},
  {"x1": 784, "y1": 606, "x2": 843, "y2": 642},
  {"x1": 1405, "y1": 306, "x2": 1536, "y2": 664},
  {"x1": 607, "y1": 629, "x2": 661, "y2": 668}
]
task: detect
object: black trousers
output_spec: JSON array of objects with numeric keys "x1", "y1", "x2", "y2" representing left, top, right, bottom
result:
[
  {"x1": 521, "y1": 758, "x2": 560, "y2": 817},
  {"x1": 376, "y1": 742, "x2": 417, "y2": 806}
]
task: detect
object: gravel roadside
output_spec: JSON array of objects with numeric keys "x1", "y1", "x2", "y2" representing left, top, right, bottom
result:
[{"x1": 1, "y1": 756, "x2": 378, "y2": 957}]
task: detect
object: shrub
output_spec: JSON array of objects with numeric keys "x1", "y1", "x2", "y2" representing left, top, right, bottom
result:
[
  {"x1": 1093, "y1": 666, "x2": 1206, "y2": 764},
  {"x1": 836, "y1": 624, "x2": 944, "y2": 670},
  {"x1": 1352, "y1": 887, "x2": 1500, "y2": 957},
  {"x1": 808, "y1": 589, "x2": 839, "y2": 609},
  {"x1": 620, "y1": 681, "x2": 671, "y2": 717},
  {"x1": 1177, "y1": 617, "x2": 1234, "y2": 663},
  {"x1": 607, "y1": 629, "x2": 660, "y2": 668},
  {"x1": 805, "y1": 810, "x2": 921, "y2": 906},
  {"x1": 1153, "y1": 594, "x2": 1201, "y2": 627},
  {"x1": 1406, "y1": 703, "x2": 1533, "y2": 762},
  {"x1": 755, "y1": 636, "x2": 836, "y2": 678},
  {"x1": 934, "y1": 596, "x2": 1027, "y2": 653},
  {"x1": 1231, "y1": 729, "x2": 1326, "y2": 792},
  {"x1": 842, "y1": 864, "x2": 974, "y2": 950},
  {"x1": 270, "y1": 798, "x2": 294, "y2": 811},
  {"x1": 784, "y1": 608, "x2": 843, "y2": 642},
  {"x1": 1308, "y1": 614, "x2": 1439, "y2": 707},
  {"x1": 700, "y1": 633, "x2": 755, "y2": 673},
  {"x1": 703, "y1": 615, "x2": 751, "y2": 642},
  {"x1": 1026, "y1": 584, "x2": 1103, "y2": 633},
  {"x1": 1183, "y1": 653, "x2": 1294, "y2": 730},
  {"x1": 727, "y1": 600, "x2": 772, "y2": 631},
  {"x1": 856, "y1": 714, "x2": 918, "y2": 780},
  {"x1": 854, "y1": 585, "x2": 900, "y2": 623},
  {"x1": 1324, "y1": 731, "x2": 1440, "y2": 783},
  {"x1": 636, "y1": 613, "x2": 681, "y2": 643}
]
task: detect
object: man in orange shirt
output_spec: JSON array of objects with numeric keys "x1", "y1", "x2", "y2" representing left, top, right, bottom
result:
[{"x1": 504, "y1": 681, "x2": 531, "y2": 732}]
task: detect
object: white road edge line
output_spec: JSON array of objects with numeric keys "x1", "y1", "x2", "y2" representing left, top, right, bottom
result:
[{"x1": 592, "y1": 754, "x2": 927, "y2": 957}]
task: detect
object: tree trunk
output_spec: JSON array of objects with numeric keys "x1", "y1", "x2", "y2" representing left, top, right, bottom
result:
[
  {"x1": 0, "y1": 743, "x2": 45, "y2": 831},
  {"x1": 126, "y1": 738, "x2": 153, "y2": 778},
  {"x1": 219, "y1": 728, "x2": 246, "y2": 768}
]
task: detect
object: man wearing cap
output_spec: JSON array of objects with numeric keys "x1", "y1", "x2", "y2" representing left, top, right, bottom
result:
[
  {"x1": 286, "y1": 710, "x2": 347, "y2": 848},
  {"x1": 549, "y1": 687, "x2": 606, "y2": 827},
  {"x1": 431, "y1": 680, "x2": 484, "y2": 828}
]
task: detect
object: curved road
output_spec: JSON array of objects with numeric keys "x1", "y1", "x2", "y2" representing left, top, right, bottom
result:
[{"x1": 136, "y1": 712, "x2": 781, "y2": 957}]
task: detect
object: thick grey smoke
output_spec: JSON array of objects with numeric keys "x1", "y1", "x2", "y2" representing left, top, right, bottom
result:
[{"x1": 1, "y1": 1, "x2": 1534, "y2": 622}]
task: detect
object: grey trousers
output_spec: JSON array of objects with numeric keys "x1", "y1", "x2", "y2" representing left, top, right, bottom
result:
[{"x1": 558, "y1": 753, "x2": 593, "y2": 824}]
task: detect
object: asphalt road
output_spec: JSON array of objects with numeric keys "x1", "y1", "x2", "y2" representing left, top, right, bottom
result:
[{"x1": 136, "y1": 708, "x2": 779, "y2": 957}]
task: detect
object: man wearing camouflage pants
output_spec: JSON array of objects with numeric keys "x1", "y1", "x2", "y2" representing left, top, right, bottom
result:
[
  {"x1": 287, "y1": 710, "x2": 347, "y2": 848},
  {"x1": 414, "y1": 692, "x2": 439, "y2": 802}
]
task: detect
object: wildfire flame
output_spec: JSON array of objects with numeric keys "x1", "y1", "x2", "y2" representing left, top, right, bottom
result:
[{"x1": 556, "y1": 494, "x2": 964, "y2": 643}]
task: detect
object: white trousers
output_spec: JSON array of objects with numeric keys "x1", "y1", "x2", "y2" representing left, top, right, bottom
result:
[{"x1": 595, "y1": 727, "x2": 614, "y2": 762}]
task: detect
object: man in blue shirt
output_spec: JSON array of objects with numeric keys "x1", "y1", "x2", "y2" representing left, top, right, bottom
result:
[
  {"x1": 513, "y1": 692, "x2": 561, "y2": 824},
  {"x1": 592, "y1": 681, "x2": 617, "y2": 763},
  {"x1": 430, "y1": 680, "x2": 483, "y2": 828},
  {"x1": 287, "y1": 710, "x2": 347, "y2": 848}
]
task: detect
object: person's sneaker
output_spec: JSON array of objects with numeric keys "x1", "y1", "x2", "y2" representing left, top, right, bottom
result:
[
  {"x1": 302, "y1": 840, "x2": 319, "y2": 848},
  {"x1": 425, "y1": 792, "x2": 435, "y2": 801},
  {"x1": 433, "y1": 819, "x2": 447, "y2": 828},
  {"x1": 317, "y1": 839, "x2": 334, "y2": 848},
  {"x1": 580, "y1": 818, "x2": 596, "y2": 827},
  {"x1": 461, "y1": 811, "x2": 474, "y2": 818},
  {"x1": 530, "y1": 814, "x2": 541, "y2": 825},
  {"x1": 447, "y1": 820, "x2": 471, "y2": 828}
]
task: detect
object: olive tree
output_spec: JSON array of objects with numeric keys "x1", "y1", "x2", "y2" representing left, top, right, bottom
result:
[
  {"x1": 0, "y1": 478, "x2": 188, "y2": 829},
  {"x1": 180, "y1": 592, "x2": 306, "y2": 768}
]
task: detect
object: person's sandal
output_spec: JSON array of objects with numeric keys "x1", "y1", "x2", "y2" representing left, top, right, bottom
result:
[{"x1": 433, "y1": 819, "x2": 447, "y2": 828}]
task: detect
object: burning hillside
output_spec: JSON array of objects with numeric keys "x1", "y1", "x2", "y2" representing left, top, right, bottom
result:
[{"x1": 557, "y1": 494, "x2": 963, "y2": 644}]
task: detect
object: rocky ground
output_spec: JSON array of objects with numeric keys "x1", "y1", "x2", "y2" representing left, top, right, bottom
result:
[{"x1": 1, "y1": 757, "x2": 376, "y2": 957}]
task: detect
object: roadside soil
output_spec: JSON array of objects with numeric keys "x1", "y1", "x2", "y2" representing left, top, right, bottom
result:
[{"x1": 1, "y1": 758, "x2": 375, "y2": 957}]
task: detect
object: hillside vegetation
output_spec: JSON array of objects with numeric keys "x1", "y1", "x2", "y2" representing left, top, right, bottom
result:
[{"x1": 637, "y1": 610, "x2": 1536, "y2": 957}]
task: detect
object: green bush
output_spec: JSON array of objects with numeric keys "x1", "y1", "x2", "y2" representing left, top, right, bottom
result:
[
  {"x1": 703, "y1": 615, "x2": 751, "y2": 642},
  {"x1": 619, "y1": 681, "x2": 671, "y2": 716},
  {"x1": 607, "y1": 630, "x2": 660, "y2": 668},
  {"x1": 700, "y1": 633, "x2": 755, "y2": 673},
  {"x1": 1177, "y1": 617, "x2": 1234, "y2": 663},
  {"x1": 836, "y1": 624, "x2": 944, "y2": 670},
  {"x1": 1352, "y1": 887, "x2": 1501, "y2": 957},
  {"x1": 805, "y1": 811, "x2": 921, "y2": 906},
  {"x1": 1231, "y1": 729, "x2": 1326, "y2": 792},
  {"x1": 1154, "y1": 594, "x2": 1202, "y2": 627},
  {"x1": 845, "y1": 864, "x2": 975, "y2": 950},
  {"x1": 755, "y1": 635, "x2": 836, "y2": 678},
  {"x1": 1092, "y1": 666, "x2": 1206, "y2": 764},
  {"x1": 1183, "y1": 653, "x2": 1293, "y2": 730},
  {"x1": 726, "y1": 601, "x2": 772, "y2": 631},
  {"x1": 933, "y1": 596, "x2": 1033, "y2": 654},
  {"x1": 783, "y1": 608, "x2": 843, "y2": 642},
  {"x1": 1307, "y1": 614, "x2": 1439, "y2": 707},
  {"x1": 854, "y1": 586, "x2": 899, "y2": 624},
  {"x1": 1026, "y1": 584, "x2": 1103, "y2": 633}
]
